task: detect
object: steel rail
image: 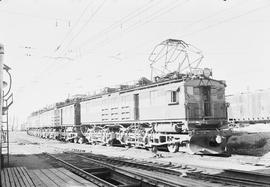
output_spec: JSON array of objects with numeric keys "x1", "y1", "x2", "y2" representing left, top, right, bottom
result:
[
  {"x1": 77, "y1": 153, "x2": 270, "y2": 187},
  {"x1": 73, "y1": 154, "x2": 201, "y2": 187},
  {"x1": 190, "y1": 172, "x2": 269, "y2": 187},
  {"x1": 45, "y1": 152, "x2": 186, "y2": 187},
  {"x1": 45, "y1": 153, "x2": 117, "y2": 187}
]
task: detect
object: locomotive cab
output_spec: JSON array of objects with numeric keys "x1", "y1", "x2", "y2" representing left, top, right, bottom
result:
[
  {"x1": 184, "y1": 76, "x2": 228, "y2": 154},
  {"x1": 184, "y1": 78, "x2": 227, "y2": 129}
]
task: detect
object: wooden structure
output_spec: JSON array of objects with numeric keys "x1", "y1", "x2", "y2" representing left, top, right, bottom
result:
[{"x1": 1, "y1": 167, "x2": 97, "y2": 187}]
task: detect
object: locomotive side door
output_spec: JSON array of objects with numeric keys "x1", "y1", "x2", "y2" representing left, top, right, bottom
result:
[
  {"x1": 185, "y1": 86, "x2": 200, "y2": 120},
  {"x1": 201, "y1": 86, "x2": 211, "y2": 117},
  {"x1": 134, "y1": 94, "x2": 140, "y2": 120}
]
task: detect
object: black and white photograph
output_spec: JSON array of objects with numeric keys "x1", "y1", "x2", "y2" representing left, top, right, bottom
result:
[{"x1": 1, "y1": 0, "x2": 270, "y2": 186}]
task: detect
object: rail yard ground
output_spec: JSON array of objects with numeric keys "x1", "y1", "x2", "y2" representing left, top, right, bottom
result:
[
  {"x1": 6, "y1": 131, "x2": 270, "y2": 174},
  {"x1": 228, "y1": 123, "x2": 270, "y2": 157}
]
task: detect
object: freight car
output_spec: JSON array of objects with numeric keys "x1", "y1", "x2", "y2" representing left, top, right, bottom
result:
[
  {"x1": 27, "y1": 69, "x2": 230, "y2": 154},
  {"x1": 227, "y1": 89, "x2": 270, "y2": 126}
]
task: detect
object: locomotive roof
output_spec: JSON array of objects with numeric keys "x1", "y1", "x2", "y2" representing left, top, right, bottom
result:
[
  {"x1": 80, "y1": 75, "x2": 226, "y2": 102},
  {"x1": 30, "y1": 98, "x2": 79, "y2": 116},
  {"x1": 29, "y1": 72, "x2": 225, "y2": 117},
  {"x1": 30, "y1": 106, "x2": 55, "y2": 116}
]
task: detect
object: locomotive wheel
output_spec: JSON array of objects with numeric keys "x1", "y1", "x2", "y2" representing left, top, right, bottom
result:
[
  {"x1": 78, "y1": 138, "x2": 84, "y2": 144},
  {"x1": 125, "y1": 143, "x2": 131, "y2": 148},
  {"x1": 167, "y1": 143, "x2": 179, "y2": 153},
  {"x1": 150, "y1": 146, "x2": 158, "y2": 153}
]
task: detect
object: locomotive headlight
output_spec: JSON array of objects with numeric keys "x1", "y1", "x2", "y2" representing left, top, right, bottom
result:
[
  {"x1": 203, "y1": 68, "x2": 212, "y2": 78},
  {"x1": 215, "y1": 135, "x2": 222, "y2": 144}
]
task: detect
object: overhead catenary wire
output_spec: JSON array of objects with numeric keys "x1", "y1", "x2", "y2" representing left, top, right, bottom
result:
[
  {"x1": 75, "y1": 0, "x2": 160, "y2": 50},
  {"x1": 14, "y1": 2, "x2": 265, "y2": 92},
  {"x1": 179, "y1": 1, "x2": 270, "y2": 38},
  {"x1": 78, "y1": 0, "x2": 189, "y2": 58},
  {"x1": 109, "y1": 0, "x2": 248, "y2": 60},
  {"x1": 9, "y1": 0, "x2": 95, "y2": 97},
  {"x1": 43, "y1": 0, "x2": 167, "y2": 79},
  {"x1": 79, "y1": 0, "x2": 185, "y2": 56},
  {"x1": 122, "y1": 0, "x2": 189, "y2": 35},
  {"x1": 103, "y1": 0, "x2": 261, "y2": 66},
  {"x1": 14, "y1": 0, "x2": 262, "y2": 93},
  {"x1": 14, "y1": 0, "x2": 107, "y2": 99},
  {"x1": 41, "y1": 0, "x2": 108, "y2": 81},
  {"x1": 181, "y1": 0, "x2": 248, "y2": 31},
  {"x1": 59, "y1": 0, "x2": 107, "y2": 57},
  {"x1": 75, "y1": 0, "x2": 270, "y2": 83},
  {"x1": 55, "y1": 0, "x2": 95, "y2": 53},
  {"x1": 15, "y1": 0, "x2": 158, "y2": 98},
  {"x1": 7, "y1": 1, "x2": 270, "y2": 125}
]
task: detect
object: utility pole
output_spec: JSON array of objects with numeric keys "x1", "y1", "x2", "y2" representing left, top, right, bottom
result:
[{"x1": 0, "y1": 43, "x2": 4, "y2": 182}]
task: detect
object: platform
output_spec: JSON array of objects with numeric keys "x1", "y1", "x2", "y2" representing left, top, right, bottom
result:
[{"x1": 1, "y1": 167, "x2": 98, "y2": 187}]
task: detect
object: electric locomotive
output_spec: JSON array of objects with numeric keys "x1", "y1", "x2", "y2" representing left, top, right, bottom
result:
[
  {"x1": 26, "y1": 39, "x2": 231, "y2": 154},
  {"x1": 79, "y1": 69, "x2": 229, "y2": 154},
  {"x1": 27, "y1": 99, "x2": 82, "y2": 142}
]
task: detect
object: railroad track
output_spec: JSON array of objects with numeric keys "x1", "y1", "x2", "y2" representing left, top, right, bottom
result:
[
  {"x1": 21, "y1": 136, "x2": 270, "y2": 187},
  {"x1": 45, "y1": 152, "x2": 223, "y2": 187},
  {"x1": 73, "y1": 152, "x2": 270, "y2": 187}
]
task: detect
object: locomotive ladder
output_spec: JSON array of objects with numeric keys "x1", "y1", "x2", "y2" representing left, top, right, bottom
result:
[{"x1": 1, "y1": 93, "x2": 13, "y2": 167}]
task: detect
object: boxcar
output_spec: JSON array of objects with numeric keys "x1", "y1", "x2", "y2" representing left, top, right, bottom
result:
[{"x1": 227, "y1": 89, "x2": 270, "y2": 125}]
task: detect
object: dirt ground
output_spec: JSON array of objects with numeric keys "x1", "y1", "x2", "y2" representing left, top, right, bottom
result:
[
  {"x1": 227, "y1": 132, "x2": 270, "y2": 156},
  {"x1": 5, "y1": 131, "x2": 65, "y2": 169},
  {"x1": 227, "y1": 124, "x2": 270, "y2": 156},
  {"x1": 5, "y1": 131, "x2": 270, "y2": 174}
]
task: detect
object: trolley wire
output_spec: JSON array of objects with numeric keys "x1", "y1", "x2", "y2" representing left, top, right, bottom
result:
[
  {"x1": 179, "y1": 1, "x2": 270, "y2": 38},
  {"x1": 107, "y1": 0, "x2": 264, "y2": 66},
  {"x1": 15, "y1": 1, "x2": 270, "y2": 103},
  {"x1": 13, "y1": 0, "x2": 106, "y2": 100},
  {"x1": 78, "y1": 0, "x2": 189, "y2": 58},
  {"x1": 75, "y1": 0, "x2": 160, "y2": 50},
  {"x1": 112, "y1": 0, "x2": 248, "y2": 61},
  {"x1": 13, "y1": 0, "x2": 154, "y2": 101},
  {"x1": 59, "y1": 0, "x2": 107, "y2": 57},
  {"x1": 40, "y1": 0, "x2": 169, "y2": 84},
  {"x1": 48, "y1": 0, "x2": 187, "y2": 91},
  {"x1": 55, "y1": 1, "x2": 95, "y2": 53}
]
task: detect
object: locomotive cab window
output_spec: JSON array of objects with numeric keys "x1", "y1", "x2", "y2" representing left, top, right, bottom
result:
[{"x1": 169, "y1": 91, "x2": 179, "y2": 105}]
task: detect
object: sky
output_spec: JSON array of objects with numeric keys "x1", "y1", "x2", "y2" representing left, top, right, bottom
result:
[{"x1": 1, "y1": 0, "x2": 270, "y2": 128}]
